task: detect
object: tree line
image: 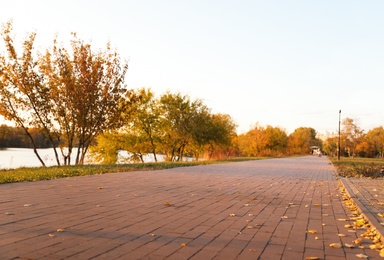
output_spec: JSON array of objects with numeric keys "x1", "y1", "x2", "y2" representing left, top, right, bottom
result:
[
  {"x1": 0, "y1": 124, "x2": 50, "y2": 148},
  {"x1": 323, "y1": 118, "x2": 384, "y2": 158}
]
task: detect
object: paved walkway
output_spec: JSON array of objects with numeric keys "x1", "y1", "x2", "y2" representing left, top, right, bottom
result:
[{"x1": 0, "y1": 156, "x2": 382, "y2": 259}]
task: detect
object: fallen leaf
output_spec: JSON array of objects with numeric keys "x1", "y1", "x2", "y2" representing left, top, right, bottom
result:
[
  {"x1": 4, "y1": 212, "x2": 14, "y2": 215},
  {"x1": 338, "y1": 218, "x2": 347, "y2": 221},
  {"x1": 243, "y1": 203, "x2": 251, "y2": 207},
  {"x1": 345, "y1": 243, "x2": 356, "y2": 248},
  {"x1": 306, "y1": 257, "x2": 319, "y2": 260},
  {"x1": 313, "y1": 204, "x2": 320, "y2": 207},
  {"x1": 338, "y1": 234, "x2": 346, "y2": 237},
  {"x1": 308, "y1": 230, "x2": 317, "y2": 234},
  {"x1": 150, "y1": 234, "x2": 156, "y2": 237},
  {"x1": 48, "y1": 234, "x2": 55, "y2": 237},
  {"x1": 369, "y1": 244, "x2": 377, "y2": 250},
  {"x1": 23, "y1": 204, "x2": 32, "y2": 207},
  {"x1": 281, "y1": 216, "x2": 288, "y2": 219},
  {"x1": 181, "y1": 243, "x2": 187, "y2": 247},
  {"x1": 329, "y1": 243, "x2": 342, "y2": 248},
  {"x1": 246, "y1": 226, "x2": 253, "y2": 229},
  {"x1": 356, "y1": 254, "x2": 369, "y2": 259},
  {"x1": 163, "y1": 202, "x2": 171, "y2": 206},
  {"x1": 229, "y1": 213, "x2": 236, "y2": 217},
  {"x1": 354, "y1": 238, "x2": 363, "y2": 245},
  {"x1": 315, "y1": 236, "x2": 319, "y2": 240},
  {"x1": 97, "y1": 186, "x2": 104, "y2": 189},
  {"x1": 56, "y1": 228, "x2": 65, "y2": 232},
  {"x1": 380, "y1": 248, "x2": 384, "y2": 257}
]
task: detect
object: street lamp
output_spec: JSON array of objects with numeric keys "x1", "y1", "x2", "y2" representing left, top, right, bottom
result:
[{"x1": 338, "y1": 110, "x2": 341, "y2": 161}]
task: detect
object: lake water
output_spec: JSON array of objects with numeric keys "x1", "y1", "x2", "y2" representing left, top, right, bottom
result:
[
  {"x1": 0, "y1": 148, "x2": 62, "y2": 169},
  {"x1": 0, "y1": 148, "x2": 191, "y2": 169}
]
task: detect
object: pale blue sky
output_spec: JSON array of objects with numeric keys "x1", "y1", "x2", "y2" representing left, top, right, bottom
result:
[{"x1": 1, "y1": 0, "x2": 384, "y2": 135}]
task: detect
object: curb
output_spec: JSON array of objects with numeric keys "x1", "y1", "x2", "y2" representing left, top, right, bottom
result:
[{"x1": 328, "y1": 159, "x2": 384, "y2": 247}]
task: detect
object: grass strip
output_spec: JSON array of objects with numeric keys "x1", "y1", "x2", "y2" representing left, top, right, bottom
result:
[
  {"x1": 329, "y1": 157, "x2": 384, "y2": 178},
  {"x1": 0, "y1": 157, "x2": 264, "y2": 184}
]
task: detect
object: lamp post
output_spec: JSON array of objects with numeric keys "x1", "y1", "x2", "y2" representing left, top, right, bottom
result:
[{"x1": 338, "y1": 110, "x2": 341, "y2": 161}]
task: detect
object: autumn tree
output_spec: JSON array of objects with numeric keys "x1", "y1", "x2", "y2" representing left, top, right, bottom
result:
[
  {"x1": 0, "y1": 21, "x2": 52, "y2": 166},
  {"x1": 366, "y1": 126, "x2": 384, "y2": 158},
  {"x1": 158, "y1": 92, "x2": 208, "y2": 161},
  {"x1": 188, "y1": 113, "x2": 237, "y2": 159},
  {"x1": 287, "y1": 127, "x2": 321, "y2": 155},
  {"x1": 323, "y1": 136, "x2": 338, "y2": 157},
  {"x1": 0, "y1": 21, "x2": 134, "y2": 166},
  {"x1": 125, "y1": 88, "x2": 161, "y2": 162},
  {"x1": 237, "y1": 124, "x2": 287, "y2": 157},
  {"x1": 341, "y1": 118, "x2": 363, "y2": 158}
]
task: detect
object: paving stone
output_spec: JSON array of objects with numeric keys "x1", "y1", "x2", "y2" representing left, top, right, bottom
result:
[{"x1": 1, "y1": 156, "x2": 384, "y2": 259}]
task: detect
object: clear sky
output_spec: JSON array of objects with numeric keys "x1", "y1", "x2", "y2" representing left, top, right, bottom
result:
[{"x1": 1, "y1": 0, "x2": 384, "y2": 135}]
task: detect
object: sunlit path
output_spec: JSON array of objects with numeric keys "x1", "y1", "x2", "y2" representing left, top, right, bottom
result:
[{"x1": 0, "y1": 156, "x2": 378, "y2": 259}]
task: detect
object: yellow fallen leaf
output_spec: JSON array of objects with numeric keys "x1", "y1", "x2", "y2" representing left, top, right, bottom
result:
[
  {"x1": 56, "y1": 228, "x2": 65, "y2": 232},
  {"x1": 308, "y1": 230, "x2": 317, "y2": 234},
  {"x1": 338, "y1": 218, "x2": 347, "y2": 221},
  {"x1": 281, "y1": 216, "x2": 288, "y2": 219},
  {"x1": 150, "y1": 233, "x2": 156, "y2": 237},
  {"x1": 378, "y1": 213, "x2": 384, "y2": 218},
  {"x1": 229, "y1": 213, "x2": 236, "y2": 217},
  {"x1": 97, "y1": 186, "x2": 104, "y2": 189},
  {"x1": 345, "y1": 224, "x2": 353, "y2": 228},
  {"x1": 356, "y1": 254, "x2": 369, "y2": 259},
  {"x1": 369, "y1": 244, "x2": 377, "y2": 250},
  {"x1": 338, "y1": 234, "x2": 346, "y2": 237},
  {"x1": 23, "y1": 204, "x2": 32, "y2": 207},
  {"x1": 48, "y1": 234, "x2": 55, "y2": 237},
  {"x1": 246, "y1": 226, "x2": 253, "y2": 229},
  {"x1": 329, "y1": 243, "x2": 342, "y2": 248},
  {"x1": 163, "y1": 202, "x2": 171, "y2": 206},
  {"x1": 306, "y1": 257, "x2": 319, "y2": 260},
  {"x1": 4, "y1": 212, "x2": 14, "y2": 215},
  {"x1": 378, "y1": 202, "x2": 384, "y2": 206},
  {"x1": 354, "y1": 238, "x2": 363, "y2": 245},
  {"x1": 313, "y1": 204, "x2": 320, "y2": 207},
  {"x1": 380, "y1": 248, "x2": 384, "y2": 257},
  {"x1": 356, "y1": 219, "x2": 366, "y2": 227},
  {"x1": 345, "y1": 243, "x2": 355, "y2": 248},
  {"x1": 315, "y1": 236, "x2": 319, "y2": 240},
  {"x1": 243, "y1": 203, "x2": 251, "y2": 207},
  {"x1": 181, "y1": 243, "x2": 187, "y2": 247}
]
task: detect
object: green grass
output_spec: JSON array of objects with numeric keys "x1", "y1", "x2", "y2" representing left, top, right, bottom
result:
[
  {"x1": 0, "y1": 157, "x2": 264, "y2": 184},
  {"x1": 329, "y1": 156, "x2": 384, "y2": 178}
]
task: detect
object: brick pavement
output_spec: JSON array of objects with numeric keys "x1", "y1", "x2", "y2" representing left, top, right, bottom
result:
[{"x1": 0, "y1": 156, "x2": 381, "y2": 259}]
